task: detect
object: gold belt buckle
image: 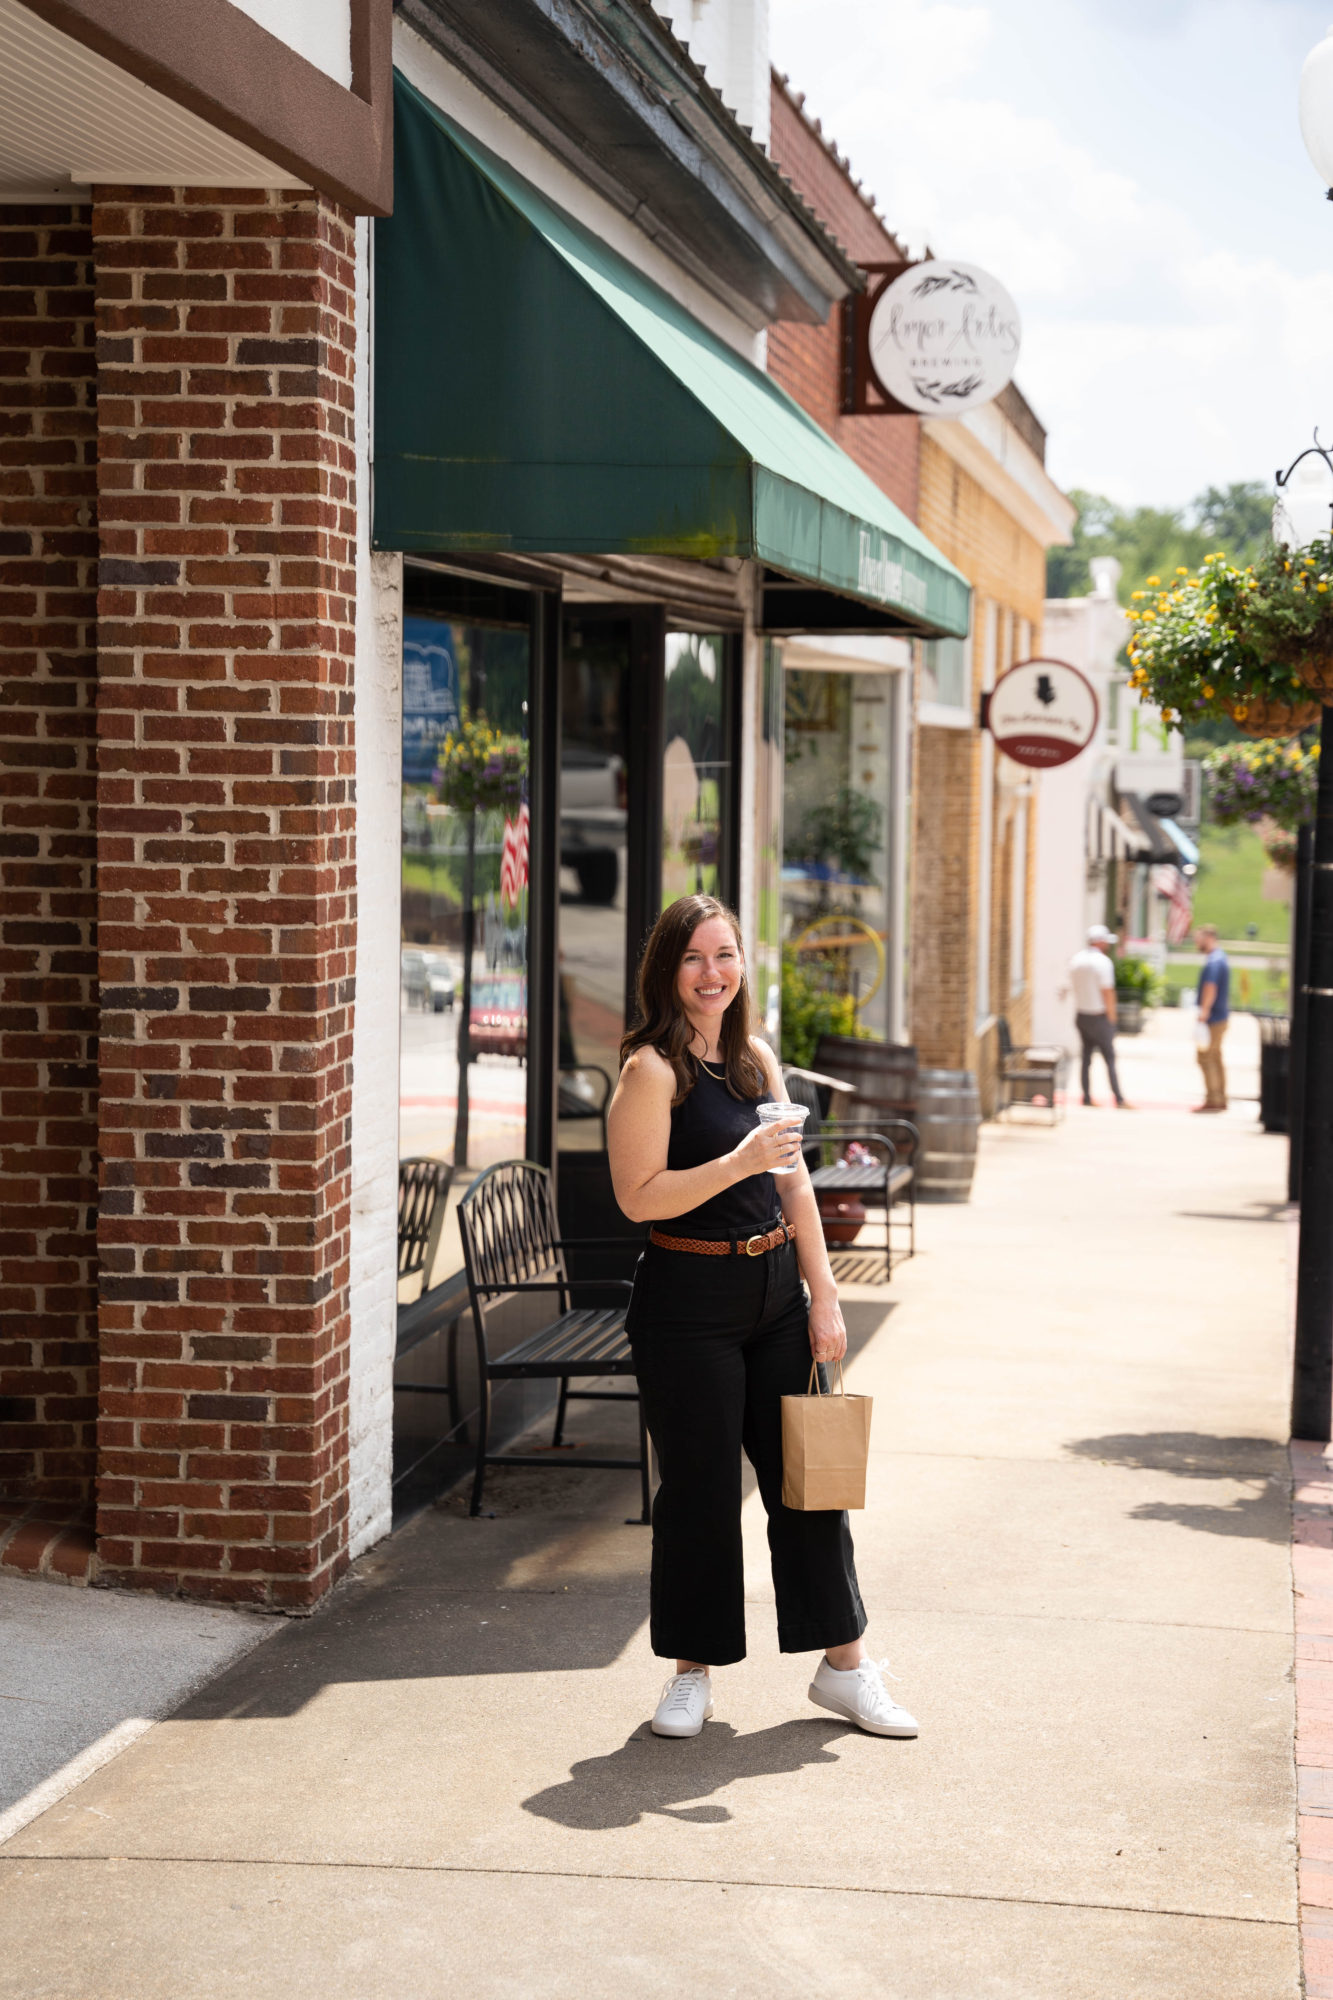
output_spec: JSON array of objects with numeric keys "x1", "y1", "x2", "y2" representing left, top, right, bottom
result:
[{"x1": 745, "y1": 1233, "x2": 766, "y2": 1257}]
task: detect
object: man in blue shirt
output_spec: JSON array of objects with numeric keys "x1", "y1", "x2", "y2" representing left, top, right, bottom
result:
[{"x1": 1194, "y1": 923, "x2": 1230, "y2": 1113}]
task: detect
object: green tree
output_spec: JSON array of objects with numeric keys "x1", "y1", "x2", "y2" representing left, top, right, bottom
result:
[
  {"x1": 1190, "y1": 482, "x2": 1272, "y2": 566},
  {"x1": 1046, "y1": 480, "x2": 1272, "y2": 604}
]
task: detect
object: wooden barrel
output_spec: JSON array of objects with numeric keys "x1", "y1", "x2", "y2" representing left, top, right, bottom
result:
[
  {"x1": 916, "y1": 1068, "x2": 980, "y2": 1202},
  {"x1": 813, "y1": 1035, "x2": 918, "y2": 1164}
]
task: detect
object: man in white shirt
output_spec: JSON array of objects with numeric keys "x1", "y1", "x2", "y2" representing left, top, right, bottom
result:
[{"x1": 1068, "y1": 924, "x2": 1128, "y2": 1108}]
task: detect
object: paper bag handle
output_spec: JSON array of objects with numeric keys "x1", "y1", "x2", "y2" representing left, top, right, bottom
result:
[{"x1": 807, "y1": 1359, "x2": 846, "y2": 1397}]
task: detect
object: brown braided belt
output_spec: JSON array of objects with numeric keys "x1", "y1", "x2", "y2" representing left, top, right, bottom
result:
[{"x1": 648, "y1": 1219, "x2": 796, "y2": 1257}]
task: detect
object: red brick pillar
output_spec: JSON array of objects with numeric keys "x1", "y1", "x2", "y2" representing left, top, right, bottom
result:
[
  {"x1": 0, "y1": 206, "x2": 100, "y2": 1511},
  {"x1": 93, "y1": 189, "x2": 357, "y2": 1607}
]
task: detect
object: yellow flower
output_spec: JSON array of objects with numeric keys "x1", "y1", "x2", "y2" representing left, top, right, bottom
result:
[
  {"x1": 1131, "y1": 590, "x2": 1146, "y2": 600},
  {"x1": 1146, "y1": 575, "x2": 1161, "y2": 586},
  {"x1": 1319, "y1": 583, "x2": 1329, "y2": 593},
  {"x1": 1202, "y1": 684, "x2": 1214, "y2": 698},
  {"x1": 1233, "y1": 706, "x2": 1249, "y2": 720},
  {"x1": 1175, "y1": 567, "x2": 1188, "y2": 576}
]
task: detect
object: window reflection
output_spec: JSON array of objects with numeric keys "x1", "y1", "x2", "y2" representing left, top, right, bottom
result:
[
  {"x1": 663, "y1": 631, "x2": 729, "y2": 908},
  {"x1": 558, "y1": 618, "x2": 629, "y2": 1153},
  {"x1": 400, "y1": 613, "x2": 530, "y2": 1289},
  {"x1": 781, "y1": 669, "x2": 894, "y2": 1058}
]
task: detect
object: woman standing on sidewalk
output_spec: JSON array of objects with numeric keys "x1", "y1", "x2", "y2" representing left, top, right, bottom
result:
[{"x1": 607, "y1": 894, "x2": 917, "y2": 1742}]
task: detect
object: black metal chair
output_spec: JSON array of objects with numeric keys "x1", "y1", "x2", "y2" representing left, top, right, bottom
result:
[
  {"x1": 394, "y1": 1158, "x2": 461, "y2": 1426},
  {"x1": 397, "y1": 1158, "x2": 453, "y2": 1289},
  {"x1": 783, "y1": 1068, "x2": 917, "y2": 1280},
  {"x1": 457, "y1": 1160, "x2": 649, "y2": 1521},
  {"x1": 996, "y1": 1018, "x2": 1068, "y2": 1125}
]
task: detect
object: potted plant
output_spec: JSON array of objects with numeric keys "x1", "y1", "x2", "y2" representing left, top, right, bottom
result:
[
  {"x1": 778, "y1": 946, "x2": 868, "y2": 1070},
  {"x1": 814, "y1": 1141, "x2": 872, "y2": 1247},
  {"x1": 1127, "y1": 554, "x2": 1322, "y2": 737},
  {"x1": 1113, "y1": 954, "x2": 1158, "y2": 1035}
]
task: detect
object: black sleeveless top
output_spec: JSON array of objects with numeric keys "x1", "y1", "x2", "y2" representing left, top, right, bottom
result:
[{"x1": 665, "y1": 1059, "x2": 779, "y2": 1236}]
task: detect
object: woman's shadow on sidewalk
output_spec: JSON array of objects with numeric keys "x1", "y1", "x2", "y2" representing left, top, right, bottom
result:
[{"x1": 523, "y1": 1718, "x2": 849, "y2": 1830}]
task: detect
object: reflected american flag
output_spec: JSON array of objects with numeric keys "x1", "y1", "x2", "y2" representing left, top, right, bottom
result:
[{"x1": 500, "y1": 802, "x2": 529, "y2": 908}]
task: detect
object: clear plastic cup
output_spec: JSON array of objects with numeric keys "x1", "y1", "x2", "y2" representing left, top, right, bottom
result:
[{"x1": 755, "y1": 1099, "x2": 810, "y2": 1174}]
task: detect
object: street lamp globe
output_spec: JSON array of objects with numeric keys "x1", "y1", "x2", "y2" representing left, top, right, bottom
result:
[{"x1": 1300, "y1": 24, "x2": 1333, "y2": 189}]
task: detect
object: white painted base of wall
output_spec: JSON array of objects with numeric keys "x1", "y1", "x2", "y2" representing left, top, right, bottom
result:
[{"x1": 346, "y1": 217, "x2": 402, "y2": 1558}]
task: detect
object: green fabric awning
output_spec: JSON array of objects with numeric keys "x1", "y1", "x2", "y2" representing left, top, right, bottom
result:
[{"x1": 374, "y1": 73, "x2": 971, "y2": 638}]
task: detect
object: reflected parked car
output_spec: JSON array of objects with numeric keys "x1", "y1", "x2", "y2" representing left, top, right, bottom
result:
[
  {"x1": 468, "y1": 972, "x2": 527, "y2": 1059},
  {"x1": 401, "y1": 946, "x2": 456, "y2": 1013}
]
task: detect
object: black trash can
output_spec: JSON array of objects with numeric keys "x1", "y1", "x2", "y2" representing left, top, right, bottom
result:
[{"x1": 1257, "y1": 1014, "x2": 1290, "y2": 1134}]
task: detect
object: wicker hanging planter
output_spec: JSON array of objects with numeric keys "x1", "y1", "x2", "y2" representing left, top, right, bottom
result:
[
  {"x1": 1291, "y1": 653, "x2": 1333, "y2": 695},
  {"x1": 1223, "y1": 692, "x2": 1323, "y2": 736}
]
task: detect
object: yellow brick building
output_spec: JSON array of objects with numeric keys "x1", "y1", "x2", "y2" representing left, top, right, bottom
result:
[{"x1": 910, "y1": 389, "x2": 1076, "y2": 1111}]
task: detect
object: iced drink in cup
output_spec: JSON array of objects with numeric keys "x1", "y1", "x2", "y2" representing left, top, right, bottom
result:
[{"x1": 755, "y1": 1099, "x2": 810, "y2": 1174}]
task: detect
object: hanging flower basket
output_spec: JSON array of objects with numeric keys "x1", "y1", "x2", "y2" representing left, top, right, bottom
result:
[
  {"x1": 1295, "y1": 654, "x2": 1333, "y2": 694},
  {"x1": 437, "y1": 715, "x2": 528, "y2": 815},
  {"x1": 1259, "y1": 823, "x2": 1299, "y2": 871},
  {"x1": 1126, "y1": 548, "x2": 1331, "y2": 729},
  {"x1": 1205, "y1": 737, "x2": 1319, "y2": 828},
  {"x1": 1126, "y1": 555, "x2": 1288, "y2": 728},
  {"x1": 1222, "y1": 692, "x2": 1323, "y2": 736},
  {"x1": 1237, "y1": 537, "x2": 1333, "y2": 699}
]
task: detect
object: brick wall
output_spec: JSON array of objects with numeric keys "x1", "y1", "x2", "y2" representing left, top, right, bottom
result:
[
  {"x1": 0, "y1": 206, "x2": 100, "y2": 1507},
  {"x1": 92, "y1": 188, "x2": 357, "y2": 1607},
  {"x1": 766, "y1": 78, "x2": 918, "y2": 518},
  {"x1": 909, "y1": 721, "x2": 976, "y2": 1070},
  {"x1": 912, "y1": 435, "x2": 1049, "y2": 1095}
]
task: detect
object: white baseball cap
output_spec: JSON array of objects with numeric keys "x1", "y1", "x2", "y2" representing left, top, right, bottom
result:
[{"x1": 1087, "y1": 923, "x2": 1118, "y2": 945}]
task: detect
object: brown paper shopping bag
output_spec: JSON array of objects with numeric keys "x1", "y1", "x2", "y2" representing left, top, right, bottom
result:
[{"x1": 781, "y1": 1361, "x2": 872, "y2": 1510}]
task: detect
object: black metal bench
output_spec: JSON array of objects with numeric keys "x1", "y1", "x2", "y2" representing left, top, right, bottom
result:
[
  {"x1": 996, "y1": 1018, "x2": 1068, "y2": 1125},
  {"x1": 783, "y1": 1068, "x2": 917, "y2": 1281},
  {"x1": 557, "y1": 1064, "x2": 613, "y2": 1149},
  {"x1": 458, "y1": 1159, "x2": 648, "y2": 1521}
]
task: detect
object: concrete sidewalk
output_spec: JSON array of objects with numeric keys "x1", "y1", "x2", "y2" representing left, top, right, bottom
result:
[{"x1": 0, "y1": 1011, "x2": 1297, "y2": 1997}]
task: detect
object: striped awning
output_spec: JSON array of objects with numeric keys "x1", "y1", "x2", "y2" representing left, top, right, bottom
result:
[{"x1": 1086, "y1": 796, "x2": 1150, "y2": 863}]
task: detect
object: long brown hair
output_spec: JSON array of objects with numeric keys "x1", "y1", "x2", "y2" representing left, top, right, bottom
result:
[{"x1": 621, "y1": 895, "x2": 766, "y2": 1105}]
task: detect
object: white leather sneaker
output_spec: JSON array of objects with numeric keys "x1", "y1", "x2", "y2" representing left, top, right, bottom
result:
[
  {"x1": 650, "y1": 1668, "x2": 714, "y2": 1738},
  {"x1": 808, "y1": 1656, "x2": 918, "y2": 1737}
]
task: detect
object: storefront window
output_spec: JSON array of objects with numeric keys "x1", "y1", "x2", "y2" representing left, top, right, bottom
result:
[
  {"x1": 400, "y1": 601, "x2": 531, "y2": 1287},
  {"x1": 752, "y1": 640, "x2": 785, "y2": 1043},
  {"x1": 920, "y1": 635, "x2": 971, "y2": 715},
  {"x1": 558, "y1": 616, "x2": 630, "y2": 1152},
  {"x1": 662, "y1": 631, "x2": 731, "y2": 908},
  {"x1": 781, "y1": 668, "x2": 895, "y2": 1060}
]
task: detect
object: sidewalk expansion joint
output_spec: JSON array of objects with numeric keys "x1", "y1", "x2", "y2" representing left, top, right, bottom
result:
[{"x1": 0, "y1": 1853, "x2": 1295, "y2": 1929}]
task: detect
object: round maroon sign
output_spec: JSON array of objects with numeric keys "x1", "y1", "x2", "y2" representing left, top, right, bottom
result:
[{"x1": 986, "y1": 657, "x2": 1098, "y2": 768}]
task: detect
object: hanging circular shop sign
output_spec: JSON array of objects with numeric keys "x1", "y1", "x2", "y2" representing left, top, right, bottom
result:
[
  {"x1": 867, "y1": 260, "x2": 1022, "y2": 416},
  {"x1": 986, "y1": 658, "x2": 1098, "y2": 768}
]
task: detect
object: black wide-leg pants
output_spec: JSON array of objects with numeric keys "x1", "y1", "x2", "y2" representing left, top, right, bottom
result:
[{"x1": 627, "y1": 1238, "x2": 867, "y2": 1668}]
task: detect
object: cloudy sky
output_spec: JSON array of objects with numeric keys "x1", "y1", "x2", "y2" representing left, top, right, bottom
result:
[{"x1": 768, "y1": 0, "x2": 1333, "y2": 513}]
